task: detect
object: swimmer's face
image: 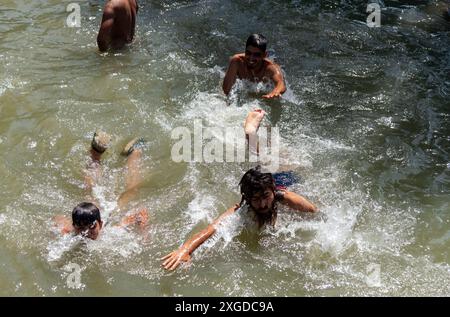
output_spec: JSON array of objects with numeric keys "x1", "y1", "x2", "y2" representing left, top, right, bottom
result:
[
  {"x1": 249, "y1": 189, "x2": 275, "y2": 215},
  {"x1": 245, "y1": 45, "x2": 267, "y2": 69},
  {"x1": 74, "y1": 220, "x2": 103, "y2": 240}
]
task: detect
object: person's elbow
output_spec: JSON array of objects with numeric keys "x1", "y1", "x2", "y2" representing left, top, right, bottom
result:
[
  {"x1": 97, "y1": 35, "x2": 109, "y2": 52},
  {"x1": 296, "y1": 201, "x2": 318, "y2": 213},
  {"x1": 276, "y1": 79, "x2": 286, "y2": 94},
  {"x1": 97, "y1": 21, "x2": 113, "y2": 52},
  {"x1": 222, "y1": 82, "x2": 231, "y2": 96},
  {"x1": 307, "y1": 204, "x2": 318, "y2": 213}
]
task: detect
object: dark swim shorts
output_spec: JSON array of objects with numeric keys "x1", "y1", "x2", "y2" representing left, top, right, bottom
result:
[{"x1": 272, "y1": 171, "x2": 301, "y2": 190}]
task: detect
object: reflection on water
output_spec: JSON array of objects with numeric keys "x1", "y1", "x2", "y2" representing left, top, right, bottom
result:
[{"x1": 0, "y1": 0, "x2": 449, "y2": 296}]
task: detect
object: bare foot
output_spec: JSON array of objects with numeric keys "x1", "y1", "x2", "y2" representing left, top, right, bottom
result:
[
  {"x1": 91, "y1": 131, "x2": 111, "y2": 154},
  {"x1": 121, "y1": 137, "x2": 146, "y2": 156},
  {"x1": 244, "y1": 109, "x2": 266, "y2": 136}
]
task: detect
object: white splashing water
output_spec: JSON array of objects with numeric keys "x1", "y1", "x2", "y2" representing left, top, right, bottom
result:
[
  {"x1": 314, "y1": 203, "x2": 359, "y2": 256},
  {"x1": 187, "y1": 194, "x2": 216, "y2": 224},
  {"x1": 0, "y1": 77, "x2": 14, "y2": 96},
  {"x1": 0, "y1": 214, "x2": 7, "y2": 225},
  {"x1": 87, "y1": 226, "x2": 142, "y2": 259},
  {"x1": 92, "y1": 185, "x2": 118, "y2": 224},
  {"x1": 203, "y1": 206, "x2": 247, "y2": 250},
  {"x1": 47, "y1": 226, "x2": 143, "y2": 263},
  {"x1": 47, "y1": 234, "x2": 84, "y2": 263}
]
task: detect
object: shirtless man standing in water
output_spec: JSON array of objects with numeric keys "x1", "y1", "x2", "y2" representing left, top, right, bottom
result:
[
  {"x1": 222, "y1": 34, "x2": 286, "y2": 99},
  {"x1": 97, "y1": 0, "x2": 138, "y2": 52}
]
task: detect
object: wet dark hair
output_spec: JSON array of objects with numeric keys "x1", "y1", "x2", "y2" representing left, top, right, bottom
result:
[
  {"x1": 246, "y1": 34, "x2": 267, "y2": 52},
  {"x1": 239, "y1": 165, "x2": 277, "y2": 227},
  {"x1": 445, "y1": 7, "x2": 450, "y2": 21},
  {"x1": 72, "y1": 202, "x2": 101, "y2": 228}
]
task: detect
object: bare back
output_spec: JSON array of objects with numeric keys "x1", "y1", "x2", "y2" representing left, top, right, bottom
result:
[{"x1": 97, "y1": 0, "x2": 138, "y2": 51}]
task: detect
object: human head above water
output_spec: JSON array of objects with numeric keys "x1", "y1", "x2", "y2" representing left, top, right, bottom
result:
[
  {"x1": 245, "y1": 34, "x2": 268, "y2": 69},
  {"x1": 246, "y1": 34, "x2": 267, "y2": 52},
  {"x1": 239, "y1": 166, "x2": 277, "y2": 225},
  {"x1": 72, "y1": 202, "x2": 103, "y2": 240}
]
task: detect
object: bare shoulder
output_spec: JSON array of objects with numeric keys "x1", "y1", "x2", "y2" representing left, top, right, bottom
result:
[
  {"x1": 107, "y1": 0, "x2": 128, "y2": 11},
  {"x1": 102, "y1": 1, "x2": 117, "y2": 16},
  {"x1": 265, "y1": 60, "x2": 282, "y2": 74},
  {"x1": 54, "y1": 215, "x2": 70, "y2": 226},
  {"x1": 230, "y1": 53, "x2": 245, "y2": 63},
  {"x1": 282, "y1": 191, "x2": 318, "y2": 213},
  {"x1": 54, "y1": 215, "x2": 73, "y2": 234}
]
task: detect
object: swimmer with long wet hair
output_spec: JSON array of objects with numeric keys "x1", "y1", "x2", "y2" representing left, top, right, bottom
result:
[
  {"x1": 161, "y1": 111, "x2": 317, "y2": 270},
  {"x1": 162, "y1": 166, "x2": 317, "y2": 270},
  {"x1": 54, "y1": 132, "x2": 148, "y2": 240},
  {"x1": 223, "y1": 34, "x2": 287, "y2": 99},
  {"x1": 97, "y1": 0, "x2": 139, "y2": 52}
]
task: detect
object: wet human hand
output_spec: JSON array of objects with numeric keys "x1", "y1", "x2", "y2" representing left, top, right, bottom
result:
[
  {"x1": 262, "y1": 91, "x2": 282, "y2": 99},
  {"x1": 161, "y1": 247, "x2": 191, "y2": 270}
]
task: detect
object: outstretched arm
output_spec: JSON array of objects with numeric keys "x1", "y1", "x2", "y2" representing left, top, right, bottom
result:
[
  {"x1": 280, "y1": 191, "x2": 317, "y2": 213},
  {"x1": 161, "y1": 204, "x2": 240, "y2": 270},
  {"x1": 97, "y1": 5, "x2": 115, "y2": 52},
  {"x1": 222, "y1": 56, "x2": 240, "y2": 96},
  {"x1": 262, "y1": 64, "x2": 286, "y2": 99}
]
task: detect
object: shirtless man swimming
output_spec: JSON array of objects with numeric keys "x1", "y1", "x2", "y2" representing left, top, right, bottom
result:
[
  {"x1": 162, "y1": 165, "x2": 317, "y2": 271},
  {"x1": 54, "y1": 132, "x2": 148, "y2": 240},
  {"x1": 223, "y1": 34, "x2": 287, "y2": 99},
  {"x1": 97, "y1": 0, "x2": 138, "y2": 52}
]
